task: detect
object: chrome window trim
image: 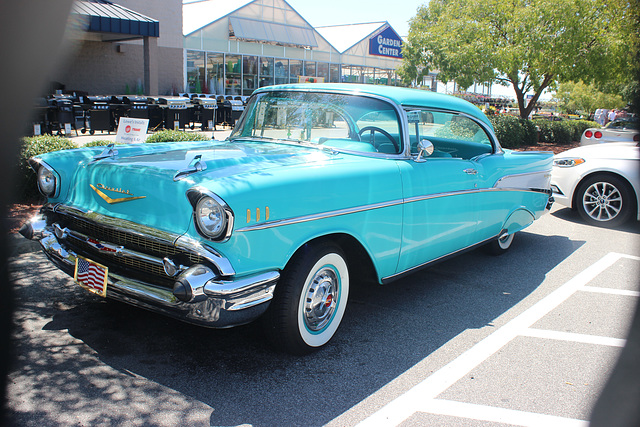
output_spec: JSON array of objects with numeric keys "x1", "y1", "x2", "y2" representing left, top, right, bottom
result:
[
  {"x1": 400, "y1": 105, "x2": 503, "y2": 156},
  {"x1": 241, "y1": 88, "x2": 412, "y2": 158}
]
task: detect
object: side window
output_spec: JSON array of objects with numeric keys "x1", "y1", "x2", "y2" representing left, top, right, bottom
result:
[
  {"x1": 356, "y1": 110, "x2": 402, "y2": 154},
  {"x1": 406, "y1": 109, "x2": 494, "y2": 160}
]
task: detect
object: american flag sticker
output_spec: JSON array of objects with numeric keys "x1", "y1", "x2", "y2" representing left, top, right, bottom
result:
[{"x1": 74, "y1": 256, "x2": 108, "y2": 297}]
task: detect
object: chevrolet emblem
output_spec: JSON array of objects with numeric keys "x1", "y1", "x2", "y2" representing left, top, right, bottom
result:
[{"x1": 90, "y1": 184, "x2": 146, "y2": 204}]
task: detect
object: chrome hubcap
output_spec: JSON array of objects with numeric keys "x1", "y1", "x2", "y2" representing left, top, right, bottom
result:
[
  {"x1": 304, "y1": 267, "x2": 339, "y2": 332},
  {"x1": 583, "y1": 182, "x2": 622, "y2": 222}
]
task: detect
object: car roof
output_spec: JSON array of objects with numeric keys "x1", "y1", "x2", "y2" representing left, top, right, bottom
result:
[{"x1": 253, "y1": 83, "x2": 493, "y2": 129}]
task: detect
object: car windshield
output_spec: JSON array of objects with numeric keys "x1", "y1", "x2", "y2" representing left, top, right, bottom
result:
[
  {"x1": 229, "y1": 90, "x2": 403, "y2": 154},
  {"x1": 604, "y1": 118, "x2": 639, "y2": 130}
]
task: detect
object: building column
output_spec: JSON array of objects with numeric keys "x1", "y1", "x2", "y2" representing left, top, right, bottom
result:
[{"x1": 143, "y1": 36, "x2": 158, "y2": 96}]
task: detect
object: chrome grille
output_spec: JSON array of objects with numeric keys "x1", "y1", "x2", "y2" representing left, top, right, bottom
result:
[{"x1": 50, "y1": 210, "x2": 205, "y2": 289}]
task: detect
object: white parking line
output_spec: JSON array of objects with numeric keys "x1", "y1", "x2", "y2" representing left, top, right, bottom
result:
[
  {"x1": 420, "y1": 399, "x2": 589, "y2": 427},
  {"x1": 579, "y1": 287, "x2": 640, "y2": 297},
  {"x1": 357, "y1": 252, "x2": 637, "y2": 427},
  {"x1": 521, "y1": 328, "x2": 627, "y2": 348}
]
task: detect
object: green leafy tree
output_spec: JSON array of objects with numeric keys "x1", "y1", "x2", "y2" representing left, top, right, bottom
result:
[
  {"x1": 554, "y1": 81, "x2": 625, "y2": 116},
  {"x1": 402, "y1": 0, "x2": 636, "y2": 118}
]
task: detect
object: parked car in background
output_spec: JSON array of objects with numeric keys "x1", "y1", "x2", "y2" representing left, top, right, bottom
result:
[
  {"x1": 20, "y1": 84, "x2": 554, "y2": 354},
  {"x1": 551, "y1": 142, "x2": 639, "y2": 227},
  {"x1": 580, "y1": 117, "x2": 639, "y2": 146}
]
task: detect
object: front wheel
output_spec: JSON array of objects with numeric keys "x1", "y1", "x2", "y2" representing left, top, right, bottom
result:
[
  {"x1": 576, "y1": 174, "x2": 634, "y2": 227},
  {"x1": 264, "y1": 243, "x2": 350, "y2": 354}
]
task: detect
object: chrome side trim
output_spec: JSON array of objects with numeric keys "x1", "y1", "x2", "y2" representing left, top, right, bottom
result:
[
  {"x1": 236, "y1": 187, "x2": 551, "y2": 233},
  {"x1": 493, "y1": 170, "x2": 552, "y2": 190},
  {"x1": 236, "y1": 199, "x2": 405, "y2": 232}
]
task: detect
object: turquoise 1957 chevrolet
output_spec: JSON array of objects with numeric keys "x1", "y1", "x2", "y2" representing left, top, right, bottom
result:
[{"x1": 21, "y1": 84, "x2": 553, "y2": 354}]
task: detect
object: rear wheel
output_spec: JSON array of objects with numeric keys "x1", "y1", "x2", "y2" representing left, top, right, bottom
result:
[
  {"x1": 576, "y1": 174, "x2": 634, "y2": 227},
  {"x1": 264, "y1": 243, "x2": 349, "y2": 354},
  {"x1": 485, "y1": 232, "x2": 515, "y2": 256}
]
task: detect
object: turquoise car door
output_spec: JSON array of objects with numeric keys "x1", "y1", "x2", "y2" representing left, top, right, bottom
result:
[
  {"x1": 395, "y1": 109, "x2": 497, "y2": 274},
  {"x1": 396, "y1": 157, "x2": 480, "y2": 273}
]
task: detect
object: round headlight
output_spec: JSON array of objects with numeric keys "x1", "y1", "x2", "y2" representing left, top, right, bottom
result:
[
  {"x1": 37, "y1": 166, "x2": 56, "y2": 196},
  {"x1": 195, "y1": 196, "x2": 227, "y2": 239}
]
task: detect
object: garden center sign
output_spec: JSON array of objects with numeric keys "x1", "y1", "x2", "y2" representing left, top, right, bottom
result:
[{"x1": 369, "y1": 26, "x2": 403, "y2": 59}]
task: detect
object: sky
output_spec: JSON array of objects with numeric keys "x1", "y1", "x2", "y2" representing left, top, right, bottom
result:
[
  {"x1": 285, "y1": 0, "x2": 423, "y2": 38},
  {"x1": 285, "y1": 0, "x2": 523, "y2": 99}
]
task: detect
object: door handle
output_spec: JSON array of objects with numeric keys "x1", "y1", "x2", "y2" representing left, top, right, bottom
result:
[{"x1": 463, "y1": 168, "x2": 478, "y2": 175}]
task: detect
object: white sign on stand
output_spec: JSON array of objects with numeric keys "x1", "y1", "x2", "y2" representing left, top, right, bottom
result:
[{"x1": 115, "y1": 117, "x2": 149, "y2": 144}]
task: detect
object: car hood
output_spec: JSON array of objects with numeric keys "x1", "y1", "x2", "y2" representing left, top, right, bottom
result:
[{"x1": 63, "y1": 141, "x2": 337, "y2": 234}]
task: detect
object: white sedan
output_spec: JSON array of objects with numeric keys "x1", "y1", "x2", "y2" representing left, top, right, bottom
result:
[
  {"x1": 580, "y1": 118, "x2": 639, "y2": 146},
  {"x1": 551, "y1": 142, "x2": 639, "y2": 227}
]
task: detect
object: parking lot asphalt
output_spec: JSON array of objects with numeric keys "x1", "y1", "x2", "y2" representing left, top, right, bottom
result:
[{"x1": 5, "y1": 202, "x2": 640, "y2": 426}]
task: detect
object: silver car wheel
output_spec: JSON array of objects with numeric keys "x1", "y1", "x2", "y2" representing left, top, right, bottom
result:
[
  {"x1": 303, "y1": 266, "x2": 339, "y2": 332},
  {"x1": 296, "y1": 252, "x2": 349, "y2": 348},
  {"x1": 582, "y1": 181, "x2": 623, "y2": 222}
]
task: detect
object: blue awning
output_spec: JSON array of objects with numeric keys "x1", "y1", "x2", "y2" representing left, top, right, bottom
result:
[{"x1": 73, "y1": 0, "x2": 159, "y2": 38}]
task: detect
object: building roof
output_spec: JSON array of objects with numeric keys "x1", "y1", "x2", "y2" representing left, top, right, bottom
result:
[
  {"x1": 73, "y1": 0, "x2": 159, "y2": 38},
  {"x1": 183, "y1": 0, "x2": 253, "y2": 36},
  {"x1": 315, "y1": 22, "x2": 387, "y2": 53}
]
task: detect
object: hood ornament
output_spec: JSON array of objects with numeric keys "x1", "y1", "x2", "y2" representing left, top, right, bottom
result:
[
  {"x1": 92, "y1": 144, "x2": 119, "y2": 161},
  {"x1": 90, "y1": 183, "x2": 146, "y2": 204},
  {"x1": 174, "y1": 154, "x2": 207, "y2": 181}
]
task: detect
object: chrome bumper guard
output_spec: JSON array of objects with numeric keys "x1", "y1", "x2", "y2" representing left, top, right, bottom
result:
[
  {"x1": 20, "y1": 216, "x2": 279, "y2": 328},
  {"x1": 546, "y1": 194, "x2": 555, "y2": 212}
]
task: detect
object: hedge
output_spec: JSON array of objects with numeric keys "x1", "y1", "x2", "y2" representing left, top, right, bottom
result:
[
  {"x1": 488, "y1": 115, "x2": 537, "y2": 148},
  {"x1": 145, "y1": 129, "x2": 211, "y2": 143},
  {"x1": 17, "y1": 131, "x2": 212, "y2": 202},
  {"x1": 489, "y1": 116, "x2": 599, "y2": 147},
  {"x1": 533, "y1": 119, "x2": 598, "y2": 145},
  {"x1": 19, "y1": 135, "x2": 78, "y2": 202}
]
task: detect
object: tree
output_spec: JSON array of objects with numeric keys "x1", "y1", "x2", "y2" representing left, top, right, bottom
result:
[
  {"x1": 555, "y1": 81, "x2": 625, "y2": 116},
  {"x1": 402, "y1": 0, "x2": 637, "y2": 119}
]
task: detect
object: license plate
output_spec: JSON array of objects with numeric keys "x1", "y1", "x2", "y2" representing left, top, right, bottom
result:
[{"x1": 74, "y1": 256, "x2": 108, "y2": 298}]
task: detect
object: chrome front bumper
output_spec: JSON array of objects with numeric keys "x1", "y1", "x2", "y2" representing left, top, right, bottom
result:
[{"x1": 21, "y1": 216, "x2": 279, "y2": 328}]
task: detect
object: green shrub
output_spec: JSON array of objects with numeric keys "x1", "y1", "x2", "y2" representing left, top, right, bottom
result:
[
  {"x1": 19, "y1": 135, "x2": 77, "y2": 202},
  {"x1": 145, "y1": 130, "x2": 210, "y2": 143},
  {"x1": 566, "y1": 120, "x2": 599, "y2": 141},
  {"x1": 488, "y1": 115, "x2": 537, "y2": 148},
  {"x1": 83, "y1": 139, "x2": 118, "y2": 147},
  {"x1": 532, "y1": 119, "x2": 574, "y2": 145}
]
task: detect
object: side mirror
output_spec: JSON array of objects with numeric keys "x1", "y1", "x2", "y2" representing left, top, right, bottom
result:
[{"x1": 414, "y1": 139, "x2": 434, "y2": 162}]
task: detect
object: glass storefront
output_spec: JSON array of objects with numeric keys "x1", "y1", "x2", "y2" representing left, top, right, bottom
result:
[
  {"x1": 207, "y1": 53, "x2": 224, "y2": 94},
  {"x1": 289, "y1": 59, "x2": 302, "y2": 83},
  {"x1": 186, "y1": 51, "x2": 205, "y2": 93},
  {"x1": 186, "y1": 50, "x2": 399, "y2": 96}
]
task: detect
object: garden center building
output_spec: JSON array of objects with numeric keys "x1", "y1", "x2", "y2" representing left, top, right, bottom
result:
[{"x1": 54, "y1": 0, "x2": 437, "y2": 97}]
